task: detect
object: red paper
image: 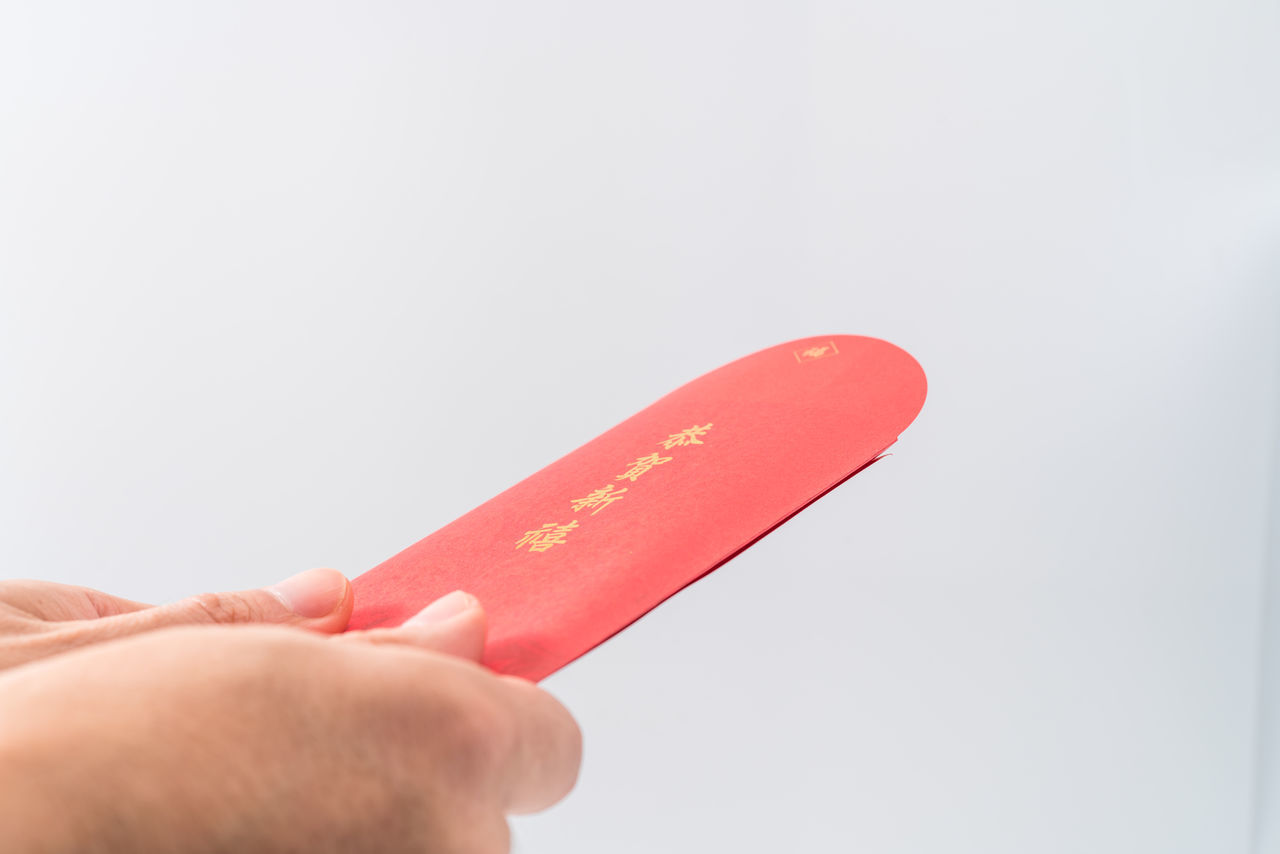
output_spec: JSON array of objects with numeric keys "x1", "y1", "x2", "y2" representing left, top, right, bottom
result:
[{"x1": 349, "y1": 335, "x2": 927, "y2": 681}]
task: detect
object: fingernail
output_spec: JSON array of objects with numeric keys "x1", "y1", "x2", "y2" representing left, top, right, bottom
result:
[
  {"x1": 267, "y1": 568, "x2": 350, "y2": 618},
  {"x1": 404, "y1": 590, "x2": 478, "y2": 626}
]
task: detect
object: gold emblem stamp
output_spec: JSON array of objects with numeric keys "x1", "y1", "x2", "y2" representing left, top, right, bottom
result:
[{"x1": 793, "y1": 340, "x2": 840, "y2": 364}]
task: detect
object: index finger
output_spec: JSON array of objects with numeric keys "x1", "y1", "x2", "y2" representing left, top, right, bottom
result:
[
  {"x1": 486, "y1": 673, "x2": 583, "y2": 814},
  {"x1": 354, "y1": 627, "x2": 582, "y2": 815}
]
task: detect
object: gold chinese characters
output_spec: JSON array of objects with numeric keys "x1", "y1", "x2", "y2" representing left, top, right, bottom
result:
[
  {"x1": 514, "y1": 423, "x2": 715, "y2": 553},
  {"x1": 615, "y1": 453, "x2": 673, "y2": 483},
  {"x1": 515, "y1": 521, "x2": 580, "y2": 553},
  {"x1": 659, "y1": 423, "x2": 713, "y2": 450},
  {"x1": 570, "y1": 484, "x2": 629, "y2": 515}
]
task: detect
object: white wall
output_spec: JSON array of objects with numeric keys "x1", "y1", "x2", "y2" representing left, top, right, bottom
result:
[
  {"x1": 1, "y1": 3, "x2": 1277, "y2": 852},
  {"x1": 1258, "y1": 375, "x2": 1280, "y2": 851}
]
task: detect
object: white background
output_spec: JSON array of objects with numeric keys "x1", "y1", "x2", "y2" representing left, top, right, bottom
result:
[{"x1": 2, "y1": 3, "x2": 1278, "y2": 852}]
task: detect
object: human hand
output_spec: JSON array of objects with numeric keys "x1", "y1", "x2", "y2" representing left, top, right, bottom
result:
[
  {"x1": 0, "y1": 568, "x2": 353, "y2": 671},
  {"x1": 0, "y1": 591, "x2": 582, "y2": 854}
]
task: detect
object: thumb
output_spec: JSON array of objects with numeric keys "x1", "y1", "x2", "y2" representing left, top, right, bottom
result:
[
  {"x1": 341, "y1": 590, "x2": 487, "y2": 662},
  {"x1": 92, "y1": 568, "x2": 353, "y2": 637}
]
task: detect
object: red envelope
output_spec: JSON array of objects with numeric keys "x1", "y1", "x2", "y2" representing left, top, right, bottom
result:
[{"x1": 349, "y1": 335, "x2": 927, "y2": 681}]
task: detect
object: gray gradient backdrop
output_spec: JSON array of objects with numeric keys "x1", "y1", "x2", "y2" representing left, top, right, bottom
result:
[{"x1": 2, "y1": 3, "x2": 1278, "y2": 853}]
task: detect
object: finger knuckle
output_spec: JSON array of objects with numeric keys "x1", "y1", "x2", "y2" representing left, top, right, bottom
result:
[{"x1": 188, "y1": 591, "x2": 257, "y2": 624}]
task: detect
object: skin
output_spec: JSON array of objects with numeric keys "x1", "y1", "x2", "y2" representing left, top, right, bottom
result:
[{"x1": 0, "y1": 573, "x2": 582, "y2": 854}]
